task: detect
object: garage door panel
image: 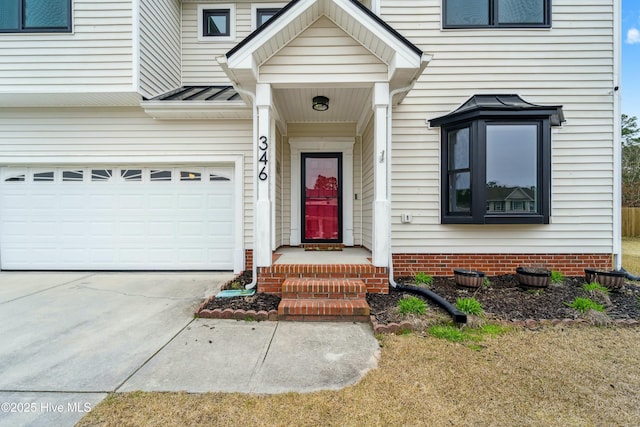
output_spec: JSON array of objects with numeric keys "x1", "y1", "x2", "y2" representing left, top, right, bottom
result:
[{"x1": 0, "y1": 166, "x2": 236, "y2": 270}]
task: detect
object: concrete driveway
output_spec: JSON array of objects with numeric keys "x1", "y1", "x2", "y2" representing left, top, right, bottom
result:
[
  {"x1": 0, "y1": 272, "x2": 232, "y2": 427},
  {"x1": 0, "y1": 272, "x2": 380, "y2": 427}
]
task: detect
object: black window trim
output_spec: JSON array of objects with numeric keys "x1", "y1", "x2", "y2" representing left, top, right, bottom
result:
[
  {"x1": 256, "y1": 7, "x2": 282, "y2": 28},
  {"x1": 202, "y1": 8, "x2": 231, "y2": 37},
  {"x1": 440, "y1": 115, "x2": 552, "y2": 225},
  {"x1": 0, "y1": 0, "x2": 72, "y2": 33},
  {"x1": 442, "y1": 0, "x2": 551, "y2": 29}
]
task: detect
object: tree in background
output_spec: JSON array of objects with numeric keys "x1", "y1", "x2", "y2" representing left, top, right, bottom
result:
[{"x1": 622, "y1": 114, "x2": 640, "y2": 206}]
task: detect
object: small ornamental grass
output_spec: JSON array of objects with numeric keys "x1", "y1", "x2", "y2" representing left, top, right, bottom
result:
[
  {"x1": 456, "y1": 297, "x2": 484, "y2": 316},
  {"x1": 414, "y1": 272, "x2": 434, "y2": 286},
  {"x1": 583, "y1": 282, "x2": 610, "y2": 294},
  {"x1": 398, "y1": 296, "x2": 427, "y2": 315},
  {"x1": 550, "y1": 270, "x2": 565, "y2": 284},
  {"x1": 565, "y1": 297, "x2": 605, "y2": 313}
]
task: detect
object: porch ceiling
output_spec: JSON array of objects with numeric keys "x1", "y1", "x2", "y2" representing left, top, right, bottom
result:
[{"x1": 273, "y1": 87, "x2": 371, "y2": 123}]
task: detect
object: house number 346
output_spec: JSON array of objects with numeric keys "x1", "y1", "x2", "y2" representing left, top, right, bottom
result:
[{"x1": 258, "y1": 136, "x2": 268, "y2": 181}]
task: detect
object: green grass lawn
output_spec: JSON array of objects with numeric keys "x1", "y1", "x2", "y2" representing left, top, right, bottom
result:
[{"x1": 622, "y1": 237, "x2": 640, "y2": 275}]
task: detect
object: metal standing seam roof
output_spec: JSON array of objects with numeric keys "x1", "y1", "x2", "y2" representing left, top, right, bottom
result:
[
  {"x1": 429, "y1": 94, "x2": 566, "y2": 127},
  {"x1": 149, "y1": 86, "x2": 240, "y2": 102}
]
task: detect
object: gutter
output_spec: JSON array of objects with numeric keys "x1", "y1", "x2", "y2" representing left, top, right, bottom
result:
[
  {"x1": 218, "y1": 56, "x2": 259, "y2": 290},
  {"x1": 385, "y1": 55, "x2": 467, "y2": 323}
]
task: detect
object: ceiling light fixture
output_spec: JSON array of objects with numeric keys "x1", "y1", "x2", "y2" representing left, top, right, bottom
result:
[{"x1": 312, "y1": 95, "x2": 329, "y2": 111}]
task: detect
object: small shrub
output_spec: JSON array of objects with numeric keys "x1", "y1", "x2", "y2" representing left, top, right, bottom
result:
[
  {"x1": 565, "y1": 297, "x2": 605, "y2": 313},
  {"x1": 550, "y1": 270, "x2": 565, "y2": 284},
  {"x1": 398, "y1": 296, "x2": 427, "y2": 315},
  {"x1": 583, "y1": 282, "x2": 610, "y2": 294},
  {"x1": 228, "y1": 281, "x2": 243, "y2": 290},
  {"x1": 483, "y1": 277, "x2": 491, "y2": 287},
  {"x1": 456, "y1": 297, "x2": 484, "y2": 316},
  {"x1": 414, "y1": 272, "x2": 434, "y2": 286}
]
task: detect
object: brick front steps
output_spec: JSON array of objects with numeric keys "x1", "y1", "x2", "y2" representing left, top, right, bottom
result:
[
  {"x1": 277, "y1": 278, "x2": 370, "y2": 322},
  {"x1": 258, "y1": 264, "x2": 389, "y2": 295}
]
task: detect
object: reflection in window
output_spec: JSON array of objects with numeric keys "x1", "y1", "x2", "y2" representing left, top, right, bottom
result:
[
  {"x1": 151, "y1": 170, "x2": 172, "y2": 181},
  {"x1": 92, "y1": 169, "x2": 113, "y2": 181},
  {"x1": 34, "y1": 171, "x2": 55, "y2": 182},
  {"x1": 256, "y1": 8, "x2": 280, "y2": 27},
  {"x1": 447, "y1": 128, "x2": 471, "y2": 213},
  {"x1": 180, "y1": 171, "x2": 201, "y2": 181},
  {"x1": 485, "y1": 124, "x2": 537, "y2": 214},
  {"x1": 4, "y1": 174, "x2": 25, "y2": 182},
  {"x1": 209, "y1": 173, "x2": 230, "y2": 181},
  {"x1": 121, "y1": 169, "x2": 142, "y2": 181},
  {"x1": 62, "y1": 170, "x2": 84, "y2": 182},
  {"x1": 203, "y1": 9, "x2": 230, "y2": 36},
  {"x1": 444, "y1": 0, "x2": 549, "y2": 28}
]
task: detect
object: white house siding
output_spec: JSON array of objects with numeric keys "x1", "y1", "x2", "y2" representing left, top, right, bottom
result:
[
  {"x1": 382, "y1": 0, "x2": 615, "y2": 254},
  {"x1": 0, "y1": 107, "x2": 254, "y2": 246},
  {"x1": 259, "y1": 16, "x2": 387, "y2": 85},
  {"x1": 139, "y1": 0, "x2": 181, "y2": 98},
  {"x1": 361, "y1": 117, "x2": 374, "y2": 250},
  {"x1": 0, "y1": 0, "x2": 134, "y2": 93}
]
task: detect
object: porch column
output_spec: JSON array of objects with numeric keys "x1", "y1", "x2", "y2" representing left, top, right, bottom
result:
[
  {"x1": 255, "y1": 83, "x2": 273, "y2": 267},
  {"x1": 372, "y1": 82, "x2": 390, "y2": 267}
]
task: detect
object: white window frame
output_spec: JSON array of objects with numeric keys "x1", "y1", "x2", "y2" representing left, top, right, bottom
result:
[
  {"x1": 197, "y1": 4, "x2": 235, "y2": 42},
  {"x1": 250, "y1": 3, "x2": 286, "y2": 30}
]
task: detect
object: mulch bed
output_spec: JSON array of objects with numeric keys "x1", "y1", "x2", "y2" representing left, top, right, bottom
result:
[{"x1": 198, "y1": 273, "x2": 640, "y2": 329}]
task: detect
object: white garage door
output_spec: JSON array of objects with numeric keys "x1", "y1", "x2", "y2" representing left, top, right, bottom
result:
[{"x1": 0, "y1": 166, "x2": 235, "y2": 270}]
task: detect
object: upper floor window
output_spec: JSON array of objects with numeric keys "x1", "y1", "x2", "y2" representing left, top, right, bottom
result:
[
  {"x1": 443, "y1": 0, "x2": 550, "y2": 29},
  {"x1": 0, "y1": 0, "x2": 71, "y2": 33},
  {"x1": 197, "y1": 4, "x2": 235, "y2": 42},
  {"x1": 429, "y1": 95, "x2": 564, "y2": 225},
  {"x1": 251, "y1": 4, "x2": 285, "y2": 30}
]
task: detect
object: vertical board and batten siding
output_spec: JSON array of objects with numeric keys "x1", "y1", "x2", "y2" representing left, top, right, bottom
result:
[
  {"x1": 259, "y1": 16, "x2": 387, "y2": 84},
  {"x1": 0, "y1": 0, "x2": 134, "y2": 93},
  {"x1": 361, "y1": 117, "x2": 374, "y2": 250},
  {"x1": 139, "y1": 0, "x2": 181, "y2": 98},
  {"x1": 0, "y1": 108, "x2": 255, "y2": 246},
  {"x1": 382, "y1": 0, "x2": 615, "y2": 254}
]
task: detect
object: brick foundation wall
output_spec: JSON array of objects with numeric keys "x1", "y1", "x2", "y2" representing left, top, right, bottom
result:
[{"x1": 392, "y1": 253, "x2": 612, "y2": 277}]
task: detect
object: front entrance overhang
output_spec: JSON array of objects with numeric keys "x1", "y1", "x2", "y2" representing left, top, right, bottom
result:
[
  {"x1": 218, "y1": 0, "x2": 430, "y2": 94},
  {"x1": 219, "y1": 0, "x2": 431, "y2": 269}
]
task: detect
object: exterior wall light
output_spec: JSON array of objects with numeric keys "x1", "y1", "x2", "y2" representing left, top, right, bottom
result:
[{"x1": 312, "y1": 96, "x2": 329, "y2": 111}]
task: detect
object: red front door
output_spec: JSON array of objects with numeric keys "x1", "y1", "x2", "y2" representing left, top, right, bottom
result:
[{"x1": 302, "y1": 153, "x2": 342, "y2": 243}]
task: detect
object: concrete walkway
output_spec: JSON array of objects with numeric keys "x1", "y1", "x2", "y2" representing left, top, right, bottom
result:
[{"x1": 0, "y1": 272, "x2": 379, "y2": 427}]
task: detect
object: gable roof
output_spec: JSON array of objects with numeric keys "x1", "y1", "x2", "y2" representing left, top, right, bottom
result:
[{"x1": 219, "y1": 0, "x2": 429, "y2": 91}]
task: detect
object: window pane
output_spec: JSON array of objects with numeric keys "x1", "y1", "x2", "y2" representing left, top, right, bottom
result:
[
  {"x1": 34, "y1": 171, "x2": 54, "y2": 182},
  {"x1": 91, "y1": 169, "x2": 113, "y2": 181},
  {"x1": 498, "y1": 0, "x2": 544, "y2": 24},
  {"x1": 24, "y1": 0, "x2": 69, "y2": 29},
  {"x1": 445, "y1": 0, "x2": 489, "y2": 26},
  {"x1": 448, "y1": 128, "x2": 469, "y2": 170},
  {"x1": 150, "y1": 170, "x2": 172, "y2": 181},
  {"x1": 180, "y1": 171, "x2": 201, "y2": 181},
  {"x1": 203, "y1": 10, "x2": 229, "y2": 36},
  {"x1": 121, "y1": 169, "x2": 142, "y2": 181},
  {"x1": 449, "y1": 172, "x2": 471, "y2": 213},
  {"x1": 257, "y1": 8, "x2": 280, "y2": 27},
  {"x1": 486, "y1": 124, "x2": 538, "y2": 214},
  {"x1": 62, "y1": 170, "x2": 83, "y2": 182},
  {"x1": 0, "y1": 0, "x2": 19, "y2": 30}
]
